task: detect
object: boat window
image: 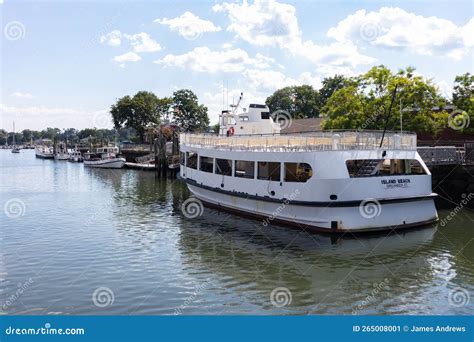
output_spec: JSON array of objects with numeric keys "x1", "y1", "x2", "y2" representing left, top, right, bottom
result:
[
  {"x1": 234, "y1": 160, "x2": 255, "y2": 179},
  {"x1": 261, "y1": 111, "x2": 270, "y2": 120},
  {"x1": 180, "y1": 152, "x2": 185, "y2": 165},
  {"x1": 226, "y1": 117, "x2": 237, "y2": 125},
  {"x1": 258, "y1": 162, "x2": 281, "y2": 181},
  {"x1": 239, "y1": 116, "x2": 249, "y2": 122},
  {"x1": 216, "y1": 158, "x2": 232, "y2": 176},
  {"x1": 199, "y1": 156, "x2": 214, "y2": 173},
  {"x1": 346, "y1": 159, "x2": 427, "y2": 177},
  {"x1": 284, "y1": 163, "x2": 313, "y2": 182},
  {"x1": 186, "y1": 152, "x2": 198, "y2": 169}
]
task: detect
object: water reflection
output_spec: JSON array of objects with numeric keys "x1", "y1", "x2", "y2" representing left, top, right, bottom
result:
[{"x1": 1, "y1": 150, "x2": 472, "y2": 315}]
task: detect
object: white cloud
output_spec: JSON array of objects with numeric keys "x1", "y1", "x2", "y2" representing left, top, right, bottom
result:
[
  {"x1": 155, "y1": 47, "x2": 275, "y2": 73},
  {"x1": 99, "y1": 30, "x2": 122, "y2": 47},
  {"x1": 327, "y1": 7, "x2": 474, "y2": 60},
  {"x1": 123, "y1": 32, "x2": 162, "y2": 53},
  {"x1": 243, "y1": 69, "x2": 298, "y2": 91},
  {"x1": 213, "y1": 0, "x2": 375, "y2": 70},
  {"x1": 213, "y1": 0, "x2": 300, "y2": 47},
  {"x1": 10, "y1": 92, "x2": 36, "y2": 99},
  {"x1": 101, "y1": 31, "x2": 161, "y2": 58},
  {"x1": 113, "y1": 51, "x2": 142, "y2": 63},
  {"x1": 0, "y1": 103, "x2": 110, "y2": 130},
  {"x1": 156, "y1": 11, "x2": 221, "y2": 40},
  {"x1": 435, "y1": 80, "x2": 453, "y2": 99}
]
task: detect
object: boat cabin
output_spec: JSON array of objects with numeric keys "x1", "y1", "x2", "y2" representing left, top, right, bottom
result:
[{"x1": 219, "y1": 104, "x2": 281, "y2": 136}]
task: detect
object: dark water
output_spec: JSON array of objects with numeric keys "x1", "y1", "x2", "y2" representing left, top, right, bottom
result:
[{"x1": 1, "y1": 150, "x2": 473, "y2": 315}]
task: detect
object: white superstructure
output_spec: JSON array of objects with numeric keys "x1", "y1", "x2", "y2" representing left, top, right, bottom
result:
[
  {"x1": 179, "y1": 102, "x2": 438, "y2": 233},
  {"x1": 35, "y1": 146, "x2": 54, "y2": 159},
  {"x1": 83, "y1": 146, "x2": 125, "y2": 169}
]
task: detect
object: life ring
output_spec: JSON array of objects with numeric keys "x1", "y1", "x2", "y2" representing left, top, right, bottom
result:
[{"x1": 227, "y1": 127, "x2": 235, "y2": 136}]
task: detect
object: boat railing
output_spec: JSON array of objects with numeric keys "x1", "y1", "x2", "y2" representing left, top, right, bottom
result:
[{"x1": 180, "y1": 131, "x2": 417, "y2": 152}]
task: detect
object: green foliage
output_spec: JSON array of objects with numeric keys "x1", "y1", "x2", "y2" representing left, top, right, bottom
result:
[
  {"x1": 265, "y1": 85, "x2": 320, "y2": 118},
  {"x1": 321, "y1": 65, "x2": 449, "y2": 134},
  {"x1": 111, "y1": 91, "x2": 164, "y2": 142},
  {"x1": 318, "y1": 75, "x2": 350, "y2": 109},
  {"x1": 452, "y1": 73, "x2": 473, "y2": 133},
  {"x1": 172, "y1": 89, "x2": 209, "y2": 132}
]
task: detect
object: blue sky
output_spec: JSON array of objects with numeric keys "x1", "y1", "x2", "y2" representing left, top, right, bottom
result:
[{"x1": 1, "y1": 0, "x2": 473, "y2": 130}]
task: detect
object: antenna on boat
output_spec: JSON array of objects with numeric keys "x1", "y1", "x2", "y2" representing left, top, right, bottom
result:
[
  {"x1": 379, "y1": 84, "x2": 398, "y2": 149},
  {"x1": 230, "y1": 92, "x2": 243, "y2": 114}
]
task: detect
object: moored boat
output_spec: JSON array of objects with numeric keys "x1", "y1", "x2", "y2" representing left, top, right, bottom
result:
[
  {"x1": 179, "y1": 101, "x2": 438, "y2": 233},
  {"x1": 54, "y1": 142, "x2": 69, "y2": 160},
  {"x1": 11, "y1": 122, "x2": 20, "y2": 153},
  {"x1": 35, "y1": 146, "x2": 54, "y2": 159},
  {"x1": 83, "y1": 146, "x2": 125, "y2": 169},
  {"x1": 68, "y1": 148, "x2": 83, "y2": 162}
]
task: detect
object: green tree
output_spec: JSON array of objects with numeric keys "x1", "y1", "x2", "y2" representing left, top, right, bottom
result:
[
  {"x1": 110, "y1": 91, "x2": 164, "y2": 142},
  {"x1": 321, "y1": 66, "x2": 448, "y2": 134},
  {"x1": 318, "y1": 75, "x2": 349, "y2": 109},
  {"x1": 452, "y1": 73, "x2": 473, "y2": 133},
  {"x1": 266, "y1": 85, "x2": 320, "y2": 118},
  {"x1": 172, "y1": 89, "x2": 209, "y2": 132}
]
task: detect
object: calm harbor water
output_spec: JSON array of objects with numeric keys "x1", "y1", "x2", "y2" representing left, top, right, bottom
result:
[{"x1": 1, "y1": 149, "x2": 473, "y2": 315}]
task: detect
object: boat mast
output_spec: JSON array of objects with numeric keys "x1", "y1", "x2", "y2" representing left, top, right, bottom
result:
[{"x1": 12, "y1": 121, "x2": 16, "y2": 146}]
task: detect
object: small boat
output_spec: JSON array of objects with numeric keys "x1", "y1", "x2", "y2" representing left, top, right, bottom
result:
[
  {"x1": 125, "y1": 153, "x2": 156, "y2": 171},
  {"x1": 68, "y1": 148, "x2": 83, "y2": 162},
  {"x1": 11, "y1": 122, "x2": 20, "y2": 153},
  {"x1": 84, "y1": 146, "x2": 125, "y2": 169},
  {"x1": 35, "y1": 145, "x2": 54, "y2": 159},
  {"x1": 125, "y1": 161, "x2": 156, "y2": 170},
  {"x1": 54, "y1": 142, "x2": 69, "y2": 160}
]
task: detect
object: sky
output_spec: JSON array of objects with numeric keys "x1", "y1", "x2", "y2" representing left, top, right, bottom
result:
[{"x1": 1, "y1": 0, "x2": 473, "y2": 131}]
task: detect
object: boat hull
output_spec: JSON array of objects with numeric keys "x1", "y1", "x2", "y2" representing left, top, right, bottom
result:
[
  {"x1": 54, "y1": 154, "x2": 69, "y2": 160},
  {"x1": 125, "y1": 162, "x2": 156, "y2": 171},
  {"x1": 35, "y1": 152, "x2": 54, "y2": 159},
  {"x1": 84, "y1": 158, "x2": 125, "y2": 169},
  {"x1": 186, "y1": 183, "x2": 438, "y2": 233}
]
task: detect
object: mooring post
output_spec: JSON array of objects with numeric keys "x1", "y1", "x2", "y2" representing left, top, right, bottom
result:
[
  {"x1": 154, "y1": 138, "x2": 159, "y2": 175},
  {"x1": 159, "y1": 132, "x2": 167, "y2": 177}
]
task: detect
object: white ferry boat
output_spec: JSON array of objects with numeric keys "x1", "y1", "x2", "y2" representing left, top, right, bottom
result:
[
  {"x1": 179, "y1": 102, "x2": 438, "y2": 233},
  {"x1": 83, "y1": 146, "x2": 125, "y2": 169},
  {"x1": 35, "y1": 146, "x2": 54, "y2": 159}
]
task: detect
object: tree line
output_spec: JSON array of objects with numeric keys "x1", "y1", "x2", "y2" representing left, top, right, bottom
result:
[
  {"x1": 2, "y1": 66, "x2": 472, "y2": 145},
  {"x1": 266, "y1": 66, "x2": 473, "y2": 134},
  {"x1": 0, "y1": 127, "x2": 133, "y2": 146}
]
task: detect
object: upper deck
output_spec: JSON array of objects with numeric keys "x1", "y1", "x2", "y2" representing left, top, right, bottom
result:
[{"x1": 180, "y1": 131, "x2": 417, "y2": 152}]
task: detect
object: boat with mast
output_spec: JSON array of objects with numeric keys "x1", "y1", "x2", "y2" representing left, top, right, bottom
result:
[
  {"x1": 11, "y1": 122, "x2": 20, "y2": 153},
  {"x1": 179, "y1": 94, "x2": 438, "y2": 233}
]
